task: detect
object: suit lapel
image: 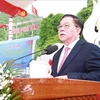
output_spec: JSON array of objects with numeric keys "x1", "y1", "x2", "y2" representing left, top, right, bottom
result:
[{"x1": 58, "y1": 39, "x2": 85, "y2": 75}]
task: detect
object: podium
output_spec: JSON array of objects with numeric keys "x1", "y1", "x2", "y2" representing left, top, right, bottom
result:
[{"x1": 11, "y1": 78, "x2": 100, "y2": 100}]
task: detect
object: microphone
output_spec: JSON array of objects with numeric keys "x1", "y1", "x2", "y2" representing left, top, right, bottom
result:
[
  {"x1": 43, "y1": 45, "x2": 58, "y2": 55},
  {"x1": 14, "y1": 45, "x2": 58, "y2": 61},
  {"x1": 15, "y1": 45, "x2": 58, "y2": 77}
]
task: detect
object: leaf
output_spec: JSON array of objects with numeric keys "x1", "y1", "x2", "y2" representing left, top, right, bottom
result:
[
  {"x1": 2, "y1": 60, "x2": 23, "y2": 77},
  {"x1": 8, "y1": 91, "x2": 19, "y2": 99},
  {"x1": 2, "y1": 83, "x2": 10, "y2": 93},
  {"x1": 12, "y1": 95, "x2": 22, "y2": 100},
  {"x1": 3, "y1": 59, "x2": 14, "y2": 73}
]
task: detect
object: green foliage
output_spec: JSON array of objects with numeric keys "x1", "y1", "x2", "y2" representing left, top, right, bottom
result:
[
  {"x1": 77, "y1": 0, "x2": 93, "y2": 23},
  {"x1": 0, "y1": 13, "x2": 9, "y2": 41},
  {"x1": 13, "y1": 14, "x2": 42, "y2": 39},
  {"x1": 13, "y1": 14, "x2": 40, "y2": 23},
  {"x1": 0, "y1": 0, "x2": 96, "y2": 59},
  {"x1": 34, "y1": 13, "x2": 63, "y2": 59},
  {"x1": 77, "y1": 7, "x2": 93, "y2": 23},
  {"x1": 37, "y1": 13, "x2": 63, "y2": 49},
  {"x1": 35, "y1": 0, "x2": 95, "y2": 58},
  {"x1": 0, "y1": 13, "x2": 9, "y2": 23},
  {"x1": 87, "y1": 0, "x2": 93, "y2": 7},
  {"x1": 77, "y1": 0, "x2": 94, "y2": 40},
  {"x1": 2, "y1": 60, "x2": 23, "y2": 76},
  {"x1": 0, "y1": 60, "x2": 23, "y2": 100},
  {"x1": 0, "y1": 13, "x2": 42, "y2": 41}
]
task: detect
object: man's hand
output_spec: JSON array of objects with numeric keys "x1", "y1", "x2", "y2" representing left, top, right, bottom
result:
[
  {"x1": 55, "y1": 75, "x2": 68, "y2": 79},
  {"x1": 48, "y1": 75, "x2": 54, "y2": 78}
]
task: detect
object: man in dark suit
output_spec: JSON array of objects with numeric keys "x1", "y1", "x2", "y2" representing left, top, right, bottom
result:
[{"x1": 51, "y1": 14, "x2": 100, "y2": 81}]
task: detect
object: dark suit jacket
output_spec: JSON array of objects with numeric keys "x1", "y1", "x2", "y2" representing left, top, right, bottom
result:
[{"x1": 52, "y1": 39, "x2": 100, "y2": 81}]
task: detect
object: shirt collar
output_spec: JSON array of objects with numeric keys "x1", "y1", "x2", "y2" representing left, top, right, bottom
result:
[{"x1": 64, "y1": 38, "x2": 79, "y2": 49}]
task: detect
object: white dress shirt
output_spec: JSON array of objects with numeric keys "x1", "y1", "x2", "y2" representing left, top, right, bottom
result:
[{"x1": 57, "y1": 38, "x2": 79, "y2": 72}]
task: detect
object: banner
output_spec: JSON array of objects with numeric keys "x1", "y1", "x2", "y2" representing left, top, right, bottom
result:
[{"x1": 0, "y1": 36, "x2": 39, "y2": 73}]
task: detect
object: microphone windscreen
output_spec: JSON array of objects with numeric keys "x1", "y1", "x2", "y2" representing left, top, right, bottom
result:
[{"x1": 45, "y1": 45, "x2": 58, "y2": 54}]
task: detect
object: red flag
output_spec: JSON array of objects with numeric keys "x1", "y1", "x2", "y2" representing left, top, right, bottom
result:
[
  {"x1": 32, "y1": 5, "x2": 38, "y2": 16},
  {"x1": 17, "y1": 7, "x2": 28, "y2": 17}
]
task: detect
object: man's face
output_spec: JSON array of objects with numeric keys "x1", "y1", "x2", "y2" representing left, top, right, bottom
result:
[{"x1": 58, "y1": 17, "x2": 80, "y2": 44}]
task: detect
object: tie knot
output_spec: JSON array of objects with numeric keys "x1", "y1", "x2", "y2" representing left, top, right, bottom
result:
[{"x1": 65, "y1": 47, "x2": 70, "y2": 51}]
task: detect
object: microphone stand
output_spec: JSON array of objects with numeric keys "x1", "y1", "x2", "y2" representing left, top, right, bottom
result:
[
  {"x1": 14, "y1": 49, "x2": 44, "y2": 78},
  {"x1": 14, "y1": 49, "x2": 44, "y2": 61}
]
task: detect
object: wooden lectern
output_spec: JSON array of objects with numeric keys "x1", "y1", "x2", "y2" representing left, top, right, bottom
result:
[{"x1": 11, "y1": 78, "x2": 100, "y2": 100}]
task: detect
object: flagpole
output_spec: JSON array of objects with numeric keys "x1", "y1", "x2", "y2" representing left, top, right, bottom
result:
[{"x1": 8, "y1": 16, "x2": 13, "y2": 40}]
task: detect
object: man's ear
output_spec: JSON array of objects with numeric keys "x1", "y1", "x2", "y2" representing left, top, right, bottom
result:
[{"x1": 76, "y1": 27, "x2": 81, "y2": 35}]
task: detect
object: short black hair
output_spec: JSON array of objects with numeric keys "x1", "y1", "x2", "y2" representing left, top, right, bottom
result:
[{"x1": 58, "y1": 14, "x2": 84, "y2": 35}]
